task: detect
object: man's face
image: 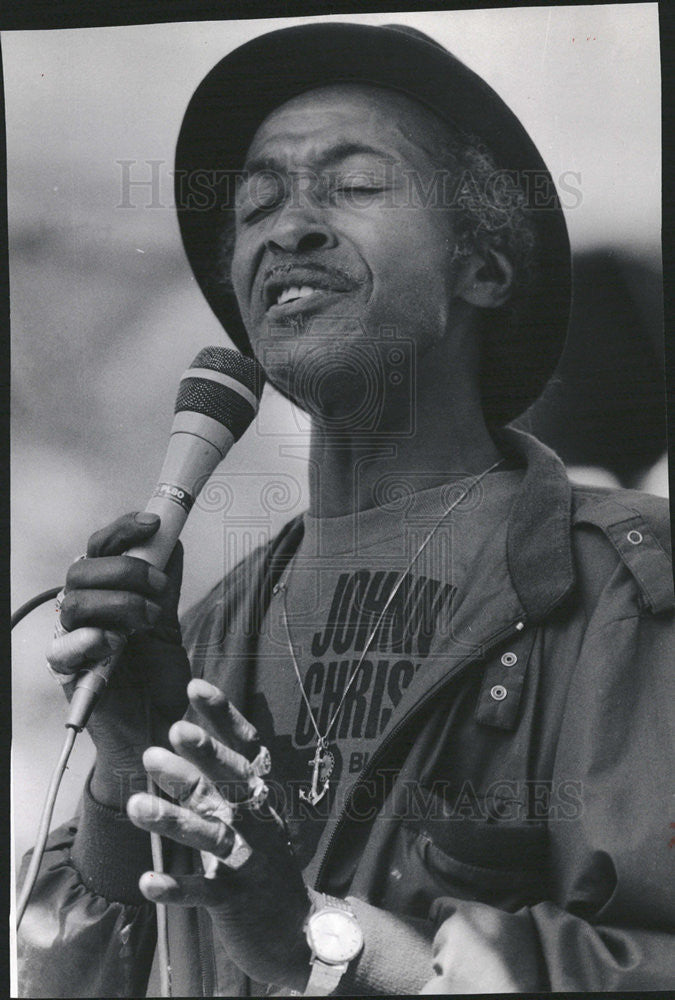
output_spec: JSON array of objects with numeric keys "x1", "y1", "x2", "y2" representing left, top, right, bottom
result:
[{"x1": 230, "y1": 84, "x2": 470, "y2": 420}]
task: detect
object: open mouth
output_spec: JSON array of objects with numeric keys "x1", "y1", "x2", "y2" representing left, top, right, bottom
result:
[
  {"x1": 262, "y1": 268, "x2": 358, "y2": 312},
  {"x1": 275, "y1": 285, "x2": 320, "y2": 307}
]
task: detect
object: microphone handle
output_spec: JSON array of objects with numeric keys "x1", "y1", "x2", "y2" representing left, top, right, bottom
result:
[{"x1": 65, "y1": 427, "x2": 231, "y2": 731}]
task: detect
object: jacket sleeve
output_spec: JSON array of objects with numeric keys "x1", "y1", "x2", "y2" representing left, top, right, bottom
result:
[
  {"x1": 17, "y1": 775, "x2": 157, "y2": 998},
  {"x1": 423, "y1": 598, "x2": 675, "y2": 992}
]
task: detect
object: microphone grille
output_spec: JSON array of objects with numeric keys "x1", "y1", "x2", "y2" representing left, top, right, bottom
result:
[
  {"x1": 175, "y1": 347, "x2": 264, "y2": 441},
  {"x1": 189, "y1": 346, "x2": 264, "y2": 398}
]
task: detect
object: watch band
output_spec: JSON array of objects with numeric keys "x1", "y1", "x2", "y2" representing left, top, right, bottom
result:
[
  {"x1": 304, "y1": 894, "x2": 363, "y2": 996},
  {"x1": 305, "y1": 957, "x2": 348, "y2": 996},
  {"x1": 317, "y1": 894, "x2": 353, "y2": 914}
]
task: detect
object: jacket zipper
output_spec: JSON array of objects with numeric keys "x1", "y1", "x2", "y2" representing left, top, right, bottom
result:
[{"x1": 314, "y1": 617, "x2": 526, "y2": 889}]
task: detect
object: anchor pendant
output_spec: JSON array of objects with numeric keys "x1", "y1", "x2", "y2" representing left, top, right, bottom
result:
[{"x1": 299, "y1": 738, "x2": 335, "y2": 806}]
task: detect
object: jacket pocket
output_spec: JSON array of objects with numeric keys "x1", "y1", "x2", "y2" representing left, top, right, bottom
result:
[{"x1": 380, "y1": 803, "x2": 550, "y2": 919}]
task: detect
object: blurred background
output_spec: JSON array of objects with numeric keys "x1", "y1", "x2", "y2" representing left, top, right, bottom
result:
[{"x1": 7, "y1": 5, "x2": 666, "y2": 866}]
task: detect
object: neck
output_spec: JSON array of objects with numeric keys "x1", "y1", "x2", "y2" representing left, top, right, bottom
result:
[{"x1": 306, "y1": 357, "x2": 502, "y2": 519}]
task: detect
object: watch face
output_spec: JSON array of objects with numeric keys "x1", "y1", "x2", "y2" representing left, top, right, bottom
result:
[{"x1": 308, "y1": 909, "x2": 364, "y2": 964}]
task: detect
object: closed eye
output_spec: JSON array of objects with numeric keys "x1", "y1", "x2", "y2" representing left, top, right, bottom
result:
[
  {"x1": 241, "y1": 203, "x2": 279, "y2": 225},
  {"x1": 327, "y1": 184, "x2": 388, "y2": 205},
  {"x1": 335, "y1": 184, "x2": 386, "y2": 192},
  {"x1": 236, "y1": 172, "x2": 285, "y2": 225}
]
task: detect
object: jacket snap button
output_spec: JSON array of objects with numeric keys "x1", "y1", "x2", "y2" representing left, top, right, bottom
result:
[
  {"x1": 501, "y1": 651, "x2": 517, "y2": 667},
  {"x1": 490, "y1": 685, "x2": 507, "y2": 701},
  {"x1": 627, "y1": 530, "x2": 643, "y2": 545}
]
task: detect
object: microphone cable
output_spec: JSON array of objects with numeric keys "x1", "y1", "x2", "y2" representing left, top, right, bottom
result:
[
  {"x1": 11, "y1": 587, "x2": 61, "y2": 629},
  {"x1": 13, "y1": 586, "x2": 76, "y2": 929},
  {"x1": 15, "y1": 725, "x2": 77, "y2": 927},
  {"x1": 12, "y1": 587, "x2": 173, "y2": 996}
]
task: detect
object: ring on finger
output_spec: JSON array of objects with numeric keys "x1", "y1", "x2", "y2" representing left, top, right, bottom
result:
[
  {"x1": 53, "y1": 550, "x2": 85, "y2": 636},
  {"x1": 53, "y1": 588, "x2": 70, "y2": 638},
  {"x1": 251, "y1": 745, "x2": 271, "y2": 777},
  {"x1": 237, "y1": 776, "x2": 269, "y2": 813},
  {"x1": 47, "y1": 590, "x2": 76, "y2": 686},
  {"x1": 201, "y1": 826, "x2": 252, "y2": 875},
  {"x1": 189, "y1": 784, "x2": 253, "y2": 871}
]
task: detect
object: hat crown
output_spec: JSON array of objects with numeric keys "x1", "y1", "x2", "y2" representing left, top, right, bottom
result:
[{"x1": 382, "y1": 23, "x2": 448, "y2": 52}]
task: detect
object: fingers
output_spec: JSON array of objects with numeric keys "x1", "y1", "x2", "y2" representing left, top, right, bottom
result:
[
  {"x1": 59, "y1": 588, "x2": 163, "y2": 634},
  {"x1": 63, "y1": 554, "x2": 167, "y2": 634},
  {"x1": 142, "y1": 744, "x2": 237, "y2": 821},
  {"x1": 145, "y1": 726, "x2": 251, "y2": 804},
  {"x1": 154, "y1": 722, "x2": 277, "y2": 854},
  {"x1": 66, "y1": 555, "x2": 168, "y2": 598},
  {"x1": 187, "y1": 679, "x2": 260, "y2": 757},
  {"x1": 169, "y1": 720, "x2": 254, "y2": 790},
  {"x1": 63, "y1": 530, "x2": 168, "y2": 634},
  {"x1": 61, "y1": 521, "x2": 181, "y2": 641},
  {"x1": 138, "y1": 871, "x2": 232, "y2": 908},
  {"x1": 47, "y1": 627, "x2": 126, "y2": 677},
  {"x1": 86, "y1": 511, "x2": 161, "y2": 558},
  {"x1": 127, "y1": 791, "x2": 237, "y2": 857}
]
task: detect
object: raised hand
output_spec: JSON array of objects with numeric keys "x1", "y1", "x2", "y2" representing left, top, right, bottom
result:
[{"x1": 127, "y1": 678, "x2": 313, "y2": 992}]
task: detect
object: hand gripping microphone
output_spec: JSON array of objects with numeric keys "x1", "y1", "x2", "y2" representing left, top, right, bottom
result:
[{"x1": 65, "y1": 346, "x2": 264, "y2": 732}]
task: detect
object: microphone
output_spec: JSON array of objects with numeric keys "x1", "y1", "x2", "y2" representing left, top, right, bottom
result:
[{"x1": 65, "y1": 346, "x2": 264, "y2": 732}]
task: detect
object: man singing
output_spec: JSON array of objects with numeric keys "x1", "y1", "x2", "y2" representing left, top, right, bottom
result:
[{"x1": 19, "y1": 21, "x2": 674, "y2": 996}]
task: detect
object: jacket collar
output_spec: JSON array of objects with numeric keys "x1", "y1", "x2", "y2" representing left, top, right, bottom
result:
[
  {"x1": 498, "y1": 426, "x2": 576, "y2": 621},
  {"x1": 348, "y1": 428, "x2": 576, "y2": 753}
]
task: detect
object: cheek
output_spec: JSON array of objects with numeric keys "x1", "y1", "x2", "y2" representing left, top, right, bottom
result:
[
  {"x1": 230, "y1": 231, "x2": 257, "y2": 315},
  {"x1": 230, "y1": 251, "x2": 247, "y2": 312},
  {"x1": 368, "y1": 214, "x2": 455, "y2": 323}
]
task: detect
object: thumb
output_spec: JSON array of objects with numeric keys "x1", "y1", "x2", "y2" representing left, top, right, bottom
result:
[{"x1": 47, "y1": 627, "x2": 126, "y2": 677}]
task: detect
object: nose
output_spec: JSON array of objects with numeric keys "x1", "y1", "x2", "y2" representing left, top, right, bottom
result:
[{"x1": 265, "y1": 205, "x2": 337, "y2": 255}]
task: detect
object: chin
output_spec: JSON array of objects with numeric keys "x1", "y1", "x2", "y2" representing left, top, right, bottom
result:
[
  {"x1": 250, "y1": 315, "x2": 410, "y2": 429},
  {"x1": 270, "y1": 355, "x2": 389, "y2": 433}
]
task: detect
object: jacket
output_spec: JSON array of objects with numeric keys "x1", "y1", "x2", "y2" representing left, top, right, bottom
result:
[{"x1": 18, "y1": 428, "x2": 675, "y2": 995}]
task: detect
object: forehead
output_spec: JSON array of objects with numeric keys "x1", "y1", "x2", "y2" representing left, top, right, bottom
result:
[{"x1": 244, "y1": 83, "x2": 448, "y2": 167}]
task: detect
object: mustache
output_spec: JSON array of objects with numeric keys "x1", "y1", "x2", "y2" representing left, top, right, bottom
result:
[{"x1": 260, "y1": 258, "x2": 361, "y2": 286}]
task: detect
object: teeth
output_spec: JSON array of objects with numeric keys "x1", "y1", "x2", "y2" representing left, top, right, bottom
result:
[{"x1": 276, "y1": 285, "x2": 316, "y2": 306}]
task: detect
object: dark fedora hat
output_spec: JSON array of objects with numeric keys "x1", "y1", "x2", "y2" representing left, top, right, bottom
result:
[{"x1": 174, "y1": 21, "x2": 571, "y2": 426}]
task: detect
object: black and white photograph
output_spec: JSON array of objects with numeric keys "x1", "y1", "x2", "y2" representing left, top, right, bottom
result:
[{"x1": 8, "y1": 3, "x2": 672, "y2": 995}]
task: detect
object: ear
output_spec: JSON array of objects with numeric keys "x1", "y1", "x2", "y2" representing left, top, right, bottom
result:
[{"x1": 455, "y1": 248, "x2": 515, "y2": 309}]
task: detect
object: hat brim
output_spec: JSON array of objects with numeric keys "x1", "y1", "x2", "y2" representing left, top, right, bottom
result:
[{"x1": 174, "y1": 21, "x2": 571, "y2": 426}]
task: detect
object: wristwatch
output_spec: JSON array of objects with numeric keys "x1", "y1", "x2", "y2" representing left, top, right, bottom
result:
[{"x1": 303, "y1": 894, "x2": 364, "y2": 995}]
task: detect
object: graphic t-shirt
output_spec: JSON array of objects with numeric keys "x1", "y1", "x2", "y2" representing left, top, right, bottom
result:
[{"x1": 250, "y1": 470, "x2": 521, "y2": 889}]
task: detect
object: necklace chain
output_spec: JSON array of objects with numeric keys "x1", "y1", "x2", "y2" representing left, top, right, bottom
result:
[
  {"x1": 277, "y1": 458, "x2": 504, "y2": 801},
  {"x1": 273, "y1": 458, "x2": 504, "y2": 805}
]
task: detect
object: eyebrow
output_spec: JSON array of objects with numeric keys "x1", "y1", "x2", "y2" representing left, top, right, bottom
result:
[{"x1": 242, "y1": 141, "x2": 394, "y2": 177}]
